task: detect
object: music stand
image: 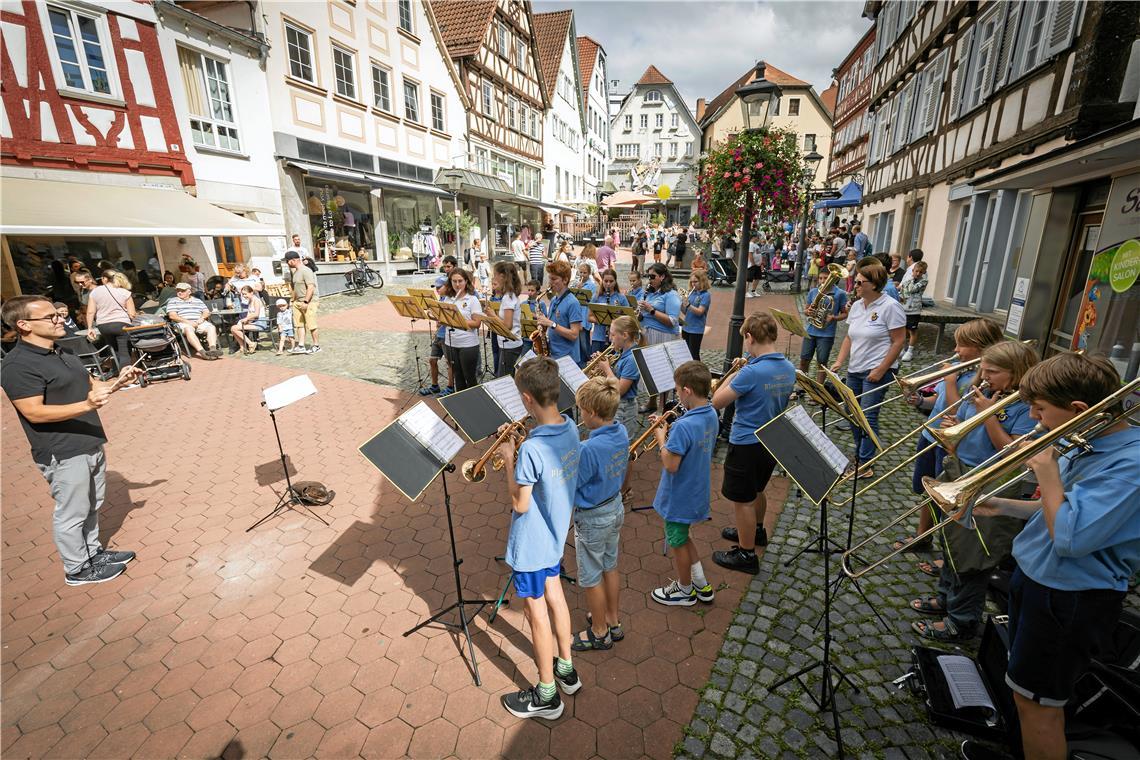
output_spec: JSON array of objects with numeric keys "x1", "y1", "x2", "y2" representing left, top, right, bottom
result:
[
  {"x1": 389, "y1": 294, "x2": 431, "y2": 392},
  {"x1": 359, "y1": 402, "x2": 494, "y2": 686},
  {"x1": 587, "y1": 302, "x2": 637, "y2": 329},
  {"x1": 567, "y1": 287, "x2": 592, "y2": 305},
  {"x1": 756, "y1": 405, "x2": 859, "y2": 757},
  {"x1": 770, "y1": 307, "x2": 807, "y2": 361},
  {"x1": 250, "y1": 375, "x2": 331, "y2": 532}
]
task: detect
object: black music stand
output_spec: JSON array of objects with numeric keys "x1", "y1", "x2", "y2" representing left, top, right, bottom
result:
[
  {"x1": 359, "y1": 402, "x2": 494, "y2": 686},
  {"x1": 250, "y1": 375, "x2": 331, "y2": 532},
  {"x1": 389, "y1": 294, "x2": 430, "y2": 394},
  {"x1": 756, "y1": 406, "x2": 859, "y2": 758}
]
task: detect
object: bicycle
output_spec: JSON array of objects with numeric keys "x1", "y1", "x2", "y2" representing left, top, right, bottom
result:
[{"x1": 343, "y1": 259, "x2": 384, "y2": 294}]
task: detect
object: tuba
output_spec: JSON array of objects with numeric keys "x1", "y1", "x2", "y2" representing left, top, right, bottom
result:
[{"x1": 805, "y1": 263, "x2": 849, "y2": 329}]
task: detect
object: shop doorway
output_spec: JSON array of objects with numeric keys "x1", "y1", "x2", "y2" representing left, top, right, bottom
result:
[{"x1": 1047, "y1": 212, "x2": 1102, "y2": 355}]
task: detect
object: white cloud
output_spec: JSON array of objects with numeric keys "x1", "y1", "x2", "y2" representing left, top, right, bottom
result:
[{"x1": 536, "y1": 0, "x2": 871, "y2": 106}]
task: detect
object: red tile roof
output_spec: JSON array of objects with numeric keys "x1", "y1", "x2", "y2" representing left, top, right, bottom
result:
[
  {"x1": 699, "y1": 61, "x2": 811, "y2": 127},
  {"x1": 636, "y1": 65, "x2": 672, "y2": 86},
  {"x1": 576, "y1": 35, "x2": 600, "y2": 106},
  {"x1": 820, "y1": 83, "x2": 838, "y2": 117},
  {"x1": 533, "y1": 10, "x2": 573, "y2": 103},
  {"x1": 428, "y1": 0, "x2": 497, "y2": 58}
]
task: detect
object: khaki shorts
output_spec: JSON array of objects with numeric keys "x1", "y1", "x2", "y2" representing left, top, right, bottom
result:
[{"x1": 292, "y1": 300, "x2": 319, "y2": 330}]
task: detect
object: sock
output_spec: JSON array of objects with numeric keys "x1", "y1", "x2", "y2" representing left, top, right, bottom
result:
[
  {"x1": 691, "y1": 562, "x2": 708, "y2": 588},
  {"x1": 555, "y1": 657, "x2": 573, "y2": 677},
  {"x1": 537, "y1": 681, "x2": 557, "y2": 702},
  {"x1": 679, "y1": 582, "x2": 693, "y2": 594}
]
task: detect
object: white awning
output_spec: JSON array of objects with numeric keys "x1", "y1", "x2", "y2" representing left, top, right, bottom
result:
[{"x1": 0, "y1": 176, "x2": 285, "y2": 237}]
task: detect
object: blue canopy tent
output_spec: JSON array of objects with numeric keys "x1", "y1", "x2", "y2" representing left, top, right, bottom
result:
[{"x1": 814, "y1": 180, "x2": 862, "y2": 210}]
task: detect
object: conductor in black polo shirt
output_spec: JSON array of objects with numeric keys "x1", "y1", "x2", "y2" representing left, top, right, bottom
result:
[{"x1": 1, "y1": 296, "x2": 142, "y2": 586}]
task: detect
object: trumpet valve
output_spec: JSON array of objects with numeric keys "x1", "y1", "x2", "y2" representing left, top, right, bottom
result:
[{"x1": 461, "y1": 459, "x2": 486, "y2": 483}]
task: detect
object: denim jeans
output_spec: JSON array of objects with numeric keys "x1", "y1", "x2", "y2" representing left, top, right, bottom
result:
[
  {"x1": 529, "y1": 263, "x2": 545, "y2": 286},
  {"x1": 845, "y1": 369, "x2": 896, "y2": 462},
  {"x1": 936, "y1": 557, "x2": 989, "y2": 635}
]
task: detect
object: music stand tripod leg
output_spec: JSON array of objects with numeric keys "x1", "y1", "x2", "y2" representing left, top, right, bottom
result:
[
  {"x1": 410, "y1": 318, "x2": 426, "y2": 393},
  {"x1": 248, "y1": 408, "x2": 331, "y2": 532},
  {"x1": 488, "y1": 571, "x2": 514, "y2": 624},
  {"x1": 402, "y1": 467, "x2": 495, "y2": 686}
]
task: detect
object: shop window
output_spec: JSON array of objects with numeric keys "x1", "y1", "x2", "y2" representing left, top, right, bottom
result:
[
  {"x1": 403, "y1": 79, "x2": 420, "y2": 123},
  {"x1": 306, "y1": 183, "x2": 375, "y2": 260},
  {"x1": 371, "y1": 63, "x2": 391, "y2": 112},
  {"x1": 178, "y1": 47, "x2": 240, "y2": 152},
  {"x1": 284, "y1": 21, "x2": 315, "y2": 84},
  {"x1": 332, "y1": 45, "x2": 356, "y2": 100},
  {"x1": 46, "y1": 4, "x2": 116, "y2": 97}
]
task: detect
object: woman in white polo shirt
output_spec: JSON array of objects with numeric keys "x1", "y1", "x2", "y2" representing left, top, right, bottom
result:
[
  {"x1": 830, "y1": 260, "x2": 906, "y2": 476},
  {"x1": 442, "y1": 268, "x2": 484, "y2": 391},
  {"x1": 492, "y1": 261, "x2": 524, "y2": 377}
]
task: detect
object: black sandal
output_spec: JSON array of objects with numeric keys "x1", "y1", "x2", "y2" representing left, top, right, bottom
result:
[
  {"x1": 892, "y1": 535, "x2": 933, "y2": 553},
  {"x1": 909, "y1": 597, "x2": 945, "y2": 616},
  {"x1": 571, "y1": 626, "x2": 612, "y2": 651},
  {"x1": 912, "y1": 619, "x2": 973, "y2": 642},
  {"x1": 586, "y1": 612, "x2": 624, "y2": 641},
  {"x1": 917, "y1": 559, "x2": 943, "y2": 577}
]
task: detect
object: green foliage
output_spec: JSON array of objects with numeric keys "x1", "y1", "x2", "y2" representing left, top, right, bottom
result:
[
  {"x1": 650, "y1": 212, "x2": 666, "y2": 226},
  {"x1": 436, "y1": 210, "x2": 476, "y2": 237}
]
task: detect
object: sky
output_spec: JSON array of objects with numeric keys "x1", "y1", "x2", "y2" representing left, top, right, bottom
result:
[{"x1": 533, "y1": 0, "x2": 872, "y2": 108}]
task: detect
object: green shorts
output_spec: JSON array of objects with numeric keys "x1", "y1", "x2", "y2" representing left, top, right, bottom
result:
[{"x1": 664, "y1": 520, "x2": 691, "y2": 549}]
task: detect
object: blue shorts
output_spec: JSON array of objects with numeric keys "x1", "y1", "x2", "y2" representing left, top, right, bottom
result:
[
  {"x1": 800, "y1": 334, "x2": 834, "y2": 365},
  {"x1": 512, "y1": 563, "x2": 561, "y2": 599}
]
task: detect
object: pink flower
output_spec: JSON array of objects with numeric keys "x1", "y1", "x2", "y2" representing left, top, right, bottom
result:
[
  {"x1": 723, "y1": 172, "x2": 731, "y2": 178},
  {"x1": 733, "y1": 182, "x2": 743, "y2": 191}
]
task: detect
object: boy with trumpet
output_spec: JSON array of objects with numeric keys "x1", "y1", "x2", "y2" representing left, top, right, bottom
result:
[{"x1": 968, "y1": 354, "x2": 1139, "y2": 760}]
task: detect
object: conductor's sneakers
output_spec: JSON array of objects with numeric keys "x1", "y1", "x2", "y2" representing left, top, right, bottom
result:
[
  {"x1": 501, "y1": 686, "x2": 564, "y2": 720},
  {"x1": 65, "y1": 560, "x2": 127, "y2": 586},
  {"x1": 92, "y1": 548, "x2": 136, "y2": 566}
]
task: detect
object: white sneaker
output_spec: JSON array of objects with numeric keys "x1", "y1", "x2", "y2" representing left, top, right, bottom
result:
[
  {"x1": 651, "y1": 579, "x2": 697, "y2": 607},
  {"x1": 901, "y1": 347, "x2": 914, "y2": 362},
  {"x1": 289, "y1": 346, "x2": 309, "y2": 355}
]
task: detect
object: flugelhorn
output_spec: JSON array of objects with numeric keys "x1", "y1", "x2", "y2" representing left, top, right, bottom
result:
[
  {"x1": 584, "y1": 344, "x2": 617, "y2": 377},
  {"x1": 461, "y1": 420, "x2": 527, "y2": 482},
  {"x1": 805, "y1": 263, "x2": 848, "y2": 329},
  {"x1": 629, "y1": 408, "x2": 680, "y2": 461},
  {"x1": 712, "y1": 357, "x2": 748, "y2": 394}
]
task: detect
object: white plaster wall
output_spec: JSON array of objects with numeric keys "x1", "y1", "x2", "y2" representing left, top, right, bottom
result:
[
  {"x1": 542, "y1": 33, "x2": 584, "y2": 207},
  {"x1": 607, "y1": 82, "x2": 700, "y2": 201},
  {"x1": 583, "y1": 48, "x2": 609, "y2": 198}
]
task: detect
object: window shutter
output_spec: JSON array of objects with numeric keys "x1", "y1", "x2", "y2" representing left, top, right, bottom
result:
[
  {"x1": 993, "y1": 1, "x2": 1023, "y2": 89},
  {"x1": 949, "y1": 27, "x2": 974, "y2": 120},
  {"x1": 1043, "y1": 0, "x2": 1081, "y2": 59},
  {"x1": 868, "y1": 110, "x2": 881, "y2": 164},
  {"x1": 893, "y1": 79, "x2": 915, "y2": 153},
  {"x1": 919, "y1": 49, "x2": 948, "y2": 137}
]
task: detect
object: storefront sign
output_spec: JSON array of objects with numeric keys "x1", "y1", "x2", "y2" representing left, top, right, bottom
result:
[
  {"x1": 320, "y1": 185, "x2": 334, "y2": 258},
  {"x1": 1101, "y1": 172, "x2": 1140, "y2": 247},
  {"x1": 1005, "y1": 277, "x2": 1029, "y2": 335},
  {"x1": 1109, "y1": 238, "x2": 1140, "y2": 293}
]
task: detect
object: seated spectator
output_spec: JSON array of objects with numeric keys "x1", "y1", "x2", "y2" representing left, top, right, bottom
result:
[
  {"x1": 165, "y1": 283, "x2": 222, "y2": 360},
  {"x1": 227, "y1": 265, "x2": 261, "y2": 314},
  {"x1": 204, "y1": 277, "x2": 226, "y2": 301},
  {"x1": 157, "y1": 271, "x2": 180, "y2": 306},
  {"x1": 53, "y1": 302, "x2": 80, "y2": 334},
  {"x1": 230, "y1": 286, "x2": 268, "y2": 354}
]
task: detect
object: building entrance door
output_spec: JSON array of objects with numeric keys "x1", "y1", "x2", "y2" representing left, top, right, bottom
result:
[{"x1": 1047, "y1": 212, "x2": 1102, "y2": 355}]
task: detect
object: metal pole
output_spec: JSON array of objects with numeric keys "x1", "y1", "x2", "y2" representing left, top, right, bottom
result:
[
  {"x1": 793, "y1": 185, "x2": 810, "y2": 293},
  {"x1": 724, "y1": 188, "x2": 754, "y2": 372},
  {"x1": 452, "y1": 192, "x2": 462, "y2": 264}
]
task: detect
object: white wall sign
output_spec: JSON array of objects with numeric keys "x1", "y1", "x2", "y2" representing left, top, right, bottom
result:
[{"x1": 1005, "y1": 276, "x2": 1030, "y2": 335}]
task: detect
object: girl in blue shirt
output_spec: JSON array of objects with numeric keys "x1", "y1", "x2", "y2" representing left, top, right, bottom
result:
[
  {"x1": 680, "y1": 271, "x2": 712, "y2": 361},
  {"x1": 626, "y1": 272, "x2": 644, "y2": 307},
  {"x1": 599, "y1": 315, "x2": 643, "y2": 500},
  {"x1": 588, "y1": 269, "x2": 623, "y2": 357},
  {"x1": 576, "y1": 263, "x2": 598, "y2": 365},
  {"x1": 638, "y1": 263, "x2": 682, "y2": 414}
]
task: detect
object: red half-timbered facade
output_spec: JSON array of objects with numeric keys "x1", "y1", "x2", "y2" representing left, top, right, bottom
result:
[{"x1": 0, "y1": 1, "x2": 192, "y2": 185}]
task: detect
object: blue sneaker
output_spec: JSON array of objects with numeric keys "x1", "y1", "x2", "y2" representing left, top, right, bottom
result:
[
  {"x1": 439, "y1": 386, "x2": 455, "y2": 397},
  {"x1": 419, "y1": 384, "x2": 441, "y2": 396}
]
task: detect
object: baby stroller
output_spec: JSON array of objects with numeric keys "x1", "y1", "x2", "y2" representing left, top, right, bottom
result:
[
  {"x1": 761, "y1": 262, "x2": 796, "y2": 291},
  {"x1": 124, "y1": 315, "x2": 191, "y2": 385},
  {"x1": 707, "y1": 253, "x2": 737, "y2": 287}
]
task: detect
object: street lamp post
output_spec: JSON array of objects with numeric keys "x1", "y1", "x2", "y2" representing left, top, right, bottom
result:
[
  {"x1": 441, "y1": 168, "x2": 465, "y2": 262},
  {"x1": 792, "y1": 150, "x2": 823, "y2": 294},
  {"x1": 724, "y1": 62, "x2": 782, "y2": 371}
]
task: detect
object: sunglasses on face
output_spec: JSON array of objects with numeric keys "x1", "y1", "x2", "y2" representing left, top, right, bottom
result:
[{"x1": 854, "y1": 279, "x2": 868, "y2": 286}]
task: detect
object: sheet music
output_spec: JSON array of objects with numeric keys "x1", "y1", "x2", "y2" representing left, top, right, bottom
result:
[
  {"x1": 664, "y1": 340, "x2": 692, "y2": 370},
  {"x1": 556, "y1": 355, "x2": 589, "y2": 394},
  {"x1": 396, "y1": 402, "x2": 465, "y2": 464},
  {"x1": 262, "y1": 374, "x2": 317, "y2": 411},
  {"x1": 784, "y1": 405, "x2": 848, "y2": 476},
  {"x1": 641, "y1": 345, "x2": 678, "y2": 394},
  {"x1": 484, "y1": 376, "x2": 527, "y2": 421},
  {"x1": 517, "y1": 349, "x2": 538, "y2": 366},
  {"x1": 937, "y1": 655, "x2": 996, "y2": 714}
]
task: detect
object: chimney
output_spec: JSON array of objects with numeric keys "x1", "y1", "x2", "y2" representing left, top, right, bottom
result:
[{"x1": 696, "y1": 98, "x2": 706, "y2": 122}]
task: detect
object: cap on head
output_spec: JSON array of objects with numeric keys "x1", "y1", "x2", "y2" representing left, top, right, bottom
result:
[
  {"x1": 275, "y1": 298, "x2": 288, "y2": 306},
  {"x1": 175, "y1": 282, "x2": 192, "y2": 291},
  {"x1": 283, "y1": 251, "x2": 301, "y2": 261}
]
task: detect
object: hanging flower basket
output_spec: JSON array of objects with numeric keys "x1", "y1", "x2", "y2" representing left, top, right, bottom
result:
[{"x1": 698, "y1": 126, "x2": 807, "y2": 238}]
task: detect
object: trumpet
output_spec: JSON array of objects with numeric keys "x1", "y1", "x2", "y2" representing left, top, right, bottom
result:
[
  {"x1": 584, "y1": 344, "x2": 617, "y2": 377},
  {"x1": 461, "y1": 420, "x2": 528, "y2": 483},
  {"x1": 629, "y1": 407, "x2": 680, "y2": 461},
  {"x1": 805, "y1": 263, "x2": 848, "y2": 329},
  {"x1": 712, "y1": 357, "x2": 748, "y2": 395},
  {"x1": 529, "y1": 327, "x2": 549, "y2": 356}
]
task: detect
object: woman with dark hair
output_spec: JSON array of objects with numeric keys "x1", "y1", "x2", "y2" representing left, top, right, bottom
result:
[
  {"x1": 493, "y1": 261, "x2": 523, "y2": 376},
  {"x1": 587, "y1": 268, "x2": 623, "y2": 357},
  {"x1": 85, "y1": 269, "x2": 137, "y2": 367},
  {"x1": 230, "y1": 285, "x2": 269, "y2": 354},
  {"x1": 441, "y1": 268, "x2": 484, "y2": 390},
  {"x1": 638, "y1": 262, "x2": 682, "y2": 412}
]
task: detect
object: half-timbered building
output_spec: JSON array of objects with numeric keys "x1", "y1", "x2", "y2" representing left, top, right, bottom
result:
[
  {"x1": 0, "y1": 0, "x2": 276, "y2": 299},
  {"x1": 860, "y1": 0, "x2": 1138, "y2": 370},
  {"x1": 431, "y1": 0, "x2": 548, "y2": 251}
]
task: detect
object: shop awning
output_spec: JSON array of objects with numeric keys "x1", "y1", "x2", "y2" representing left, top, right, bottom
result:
[
  {"x1": 542, "y1": 202, "x2": 583, "y2": 215},
  {"x1": 813, "y1": 180, "x2": 862, "y2": 210},
  {"x1": 602, "y1": 191, "x2": 658, "y2": 208},
  {"x1": 435, "y1": 168, "x2": 515, "y2": 201},
  {"x1": 284, "y1": 160, "x2": 368, "y2": 184},
  {"x1": 0, "y1": 176, "x2": 285, "y2": 236},
  {"x1": 367, "y1": 173, "x2": 451, "y2": 198}
]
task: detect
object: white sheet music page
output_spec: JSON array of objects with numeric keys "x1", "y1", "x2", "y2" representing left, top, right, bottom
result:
[
  {"x1": 484, "y1": 376, "x2": 527, "y2": 421},
  {"x1": 664, "y1": 340, "x2": 692, "y2": 370},
  {"x1": 262, "y1": 374, "x2": 318, "y2": 411},
  {"x1": 785, "y1": 405, "x2": 848, "y2": 476},
  {"x1": 937, "y1": 655, "x2": 996, "y2": 713},
  {"x1": 555, "y1": 355, "x2": 589, "y2": 393},
  {"x1": 641, "y1": 345, "x2": 677, "y2": 394},
  {"x1": 516, "y1": 349, "x2": 538, "y2": 366},
  {"x1": 398, "y1": 402, "x2": 465, "y2": 464}
]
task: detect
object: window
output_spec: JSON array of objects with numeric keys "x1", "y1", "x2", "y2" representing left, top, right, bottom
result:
[
  {"x1": 178, "y1": 47, "x2": 240, "y2": 151},
  {"x1": 804, "y1": 134, "x2": 816, "y2": 152},
  {"x1": 1017, "y1": 1, "x2": 1051, "y2": 76},
  {"x1": 655, "y1": 113, "x2": 663, "y2": 129},
  {"x1": 624, "y1": 114, "x2": 632, "y2": 130},
  {"x1": 430, "y1": 91, "x2": 445, "y2": 131},
  {"x1": 507, "y1": 96, "x2": 517, "y2": 129},
  {"x1": 482, "y1": 80, "x2": 494, "y2": 117},
  {"x1": 332, "y1": 46, "x2": 356, "y2": 99},
  {"x1": 46, "y1": 4, "x2": 114, "y2": 95},
  {"x1": 788, "y1": 97, "x2": 800, "y2": 116},
  {"x1": 403, "y1": 79, "x2": 420, "y2": 122},
  {"x1": 371, "y1": 64, "x2": 392, "y2": 111},
  {"x1": 397, "y1": 0, "x2": 414, "y2": 34},
  {"x1": 645, "y1": 89, "x2": 661, "y2": 102},
  {"x1": 654, "y1": 142, "x2": 662, "y2": 158},
  {"x1": 497, "y1": 21, "x2": 509, "y2": 57},
  {"x1": 639, "y1": 114, "x2": 648, "y2": 129},
  {"x1": 671, "y1": 113, "x2": 678, "y2": 128},
  {"x1": 284, "y1": 21, "x2": 315, "y2": 83},
  {"x1": 685, "y1": 141, "x2": 694, "y2": 157},
  {"x1": 515, "y1": 36, "x2": 526, "y2": 70},
  {"x1": 965, "y1": 7, "x2": 1001, "y2": 112},
  {"x1": 669, "y1": 141, "x2": 678, "y2": 159}
]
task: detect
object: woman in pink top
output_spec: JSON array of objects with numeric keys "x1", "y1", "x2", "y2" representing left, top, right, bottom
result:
[{"x1": 86, "y1": 269, "x2": 137, "y2": 367}]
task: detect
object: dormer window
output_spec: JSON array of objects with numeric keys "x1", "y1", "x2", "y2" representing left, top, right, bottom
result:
[{"x1": 645, "y1": 89, "x2": 662, "y2": 103}]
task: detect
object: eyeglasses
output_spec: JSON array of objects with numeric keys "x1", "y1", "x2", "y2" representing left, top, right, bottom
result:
[{"x1": 24, "y1": 314, "x2": 64, "y2": 324}]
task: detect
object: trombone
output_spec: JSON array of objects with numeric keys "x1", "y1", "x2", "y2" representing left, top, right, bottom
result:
[
  {"x1": 629, "y1": 407, "x2": 680, "y2": 461},
  {"x1": 461, "y1": 420, "x2": 527, "y2": 482},
  {"x1": 849, "y1": 352, "x2": 961, "y2": 400},
  {"x1": 815, "y1": 358, "x2": 982, "y2": 428},
  {"x1": 841, "y1": 377, "x2": 1139, "y2": 579}
]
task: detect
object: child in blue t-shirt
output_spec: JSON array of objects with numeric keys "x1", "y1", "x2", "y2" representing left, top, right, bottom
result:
[
  {"x1": 422, "y1": 256, "x2": 457, "y2": 396},
  {"x1": 680, "y1": 270, "x2": 712, "y2": 361},
  {"x1": 587, "y1": 269, "x2": 623, "y2": 357},
  {"x1": 650, "y1": 361, "x2": 720, "y2": 606},
  {"x1": 711, "y1": 312, "x2": 796, "y2": 575},
  {"x1": 497, "y1": 357, "x2": 582, "y2": 720},
  {"x1": 599, "y1": 315, "x2": 643, "y2": 500},
  {"x1": 626, "y1": 271, "x2": 644, "y2": 308},
  {"x1": 570, "y1": 377, "x2": 630, "y2": 651}
]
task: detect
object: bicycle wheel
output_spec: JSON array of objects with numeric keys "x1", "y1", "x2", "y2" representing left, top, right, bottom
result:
[{"x1": 367, "y1": 268, "x2": 384, "y2": 289}]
